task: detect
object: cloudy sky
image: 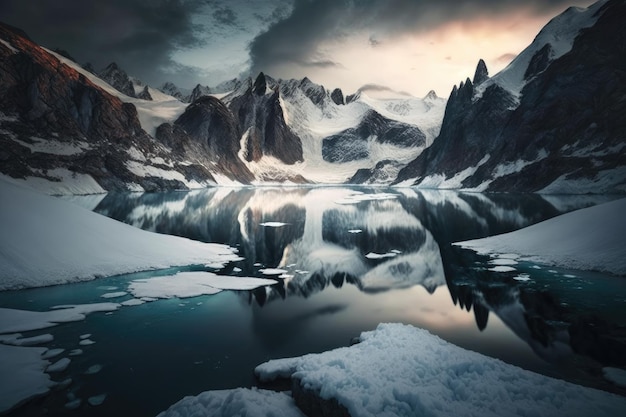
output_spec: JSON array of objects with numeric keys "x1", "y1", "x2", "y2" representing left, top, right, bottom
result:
[{"x1": 0, "y1": 0, "x2": 594, "y2": 97}]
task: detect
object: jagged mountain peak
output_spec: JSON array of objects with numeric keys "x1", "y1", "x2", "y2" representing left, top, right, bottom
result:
[
  {"x1": 472, "y1": 59, "x2": 489, "y2": 85},
  {"x1": 98, "y1": 62, "x2": 136, "y2": 98},
  {"x1": 424, "y1": 90, "x2": 438, "y2": 100},
  {"x1": 253, "y1": 72, "x2": 268, "y2": 96}
]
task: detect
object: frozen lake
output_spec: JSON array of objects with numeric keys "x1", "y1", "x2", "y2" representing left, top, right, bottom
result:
[{"x1": 2, "y1": 187, "x2": 625, "y2": 416}]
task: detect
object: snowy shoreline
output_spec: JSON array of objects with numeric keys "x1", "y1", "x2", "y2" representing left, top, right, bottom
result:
[
  {"x1": 0, "y1": 179, "x2": 241, "y2": 291},
  {"x1": 158, "y1": 323, "x2": 626, "y2": 417},
  {"x1": 454, "y1": 198, "x2": 626, "y2": 276}
]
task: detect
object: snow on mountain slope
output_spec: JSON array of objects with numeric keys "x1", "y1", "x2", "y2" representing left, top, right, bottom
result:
[
  {"x1": 236, "y1": 79, "x2": 446, "y2": 184},
  {"x1": 45, "y1": 49, "x2": 187, "y2": 136},
  {"x1": 476, "y1": 0, "x2": 607, "y2": 101}
]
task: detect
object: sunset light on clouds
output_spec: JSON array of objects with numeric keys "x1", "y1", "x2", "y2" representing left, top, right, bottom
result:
[{"x1": 0, "y1": 0, "x2": 595, "y2": 96}]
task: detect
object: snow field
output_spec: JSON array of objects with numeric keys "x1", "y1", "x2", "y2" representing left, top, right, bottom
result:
[{"x1": 456, "y1": 198, "x2": 626, "y2": 276}]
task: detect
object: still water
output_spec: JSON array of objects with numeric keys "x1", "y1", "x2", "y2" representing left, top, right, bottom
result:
[{"x1": 2, "y1": 187, "x2": 625, "y2": 416}]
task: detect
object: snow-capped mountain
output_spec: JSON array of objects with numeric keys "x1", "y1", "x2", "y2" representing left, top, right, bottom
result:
[
  {"x1": 98, "y1": 62, "x2": 137, "y2": 98},
  {"x1": 394, "y1": 0, "x2": 626, "y2": 194},
  {"x1": 0, "y1": 22, "x2": 232, "y2": 194}
]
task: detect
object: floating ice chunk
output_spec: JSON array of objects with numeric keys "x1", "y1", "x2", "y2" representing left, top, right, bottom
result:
[
  {"x1": 253, "y1": 263, "x2": 262, "y2": 267},
  {"x1": 97, "y1": 286, "x2": 118, "y2": 291},
  {"x1": 259, "y1": 222, "x2": 289, "y2": 227},
  {"x1": 128, "y1": 272, "x2": 276, "y2": 299},
  {"x1": 157, "y1": 388, "x2": 304, "y2": 417},
  {"x1": 259, "y1": 268, "x2": 288, "y2": 275},
  {"x1": 0, "y1": 344, "x2": 52, "y2": 413},
  {"x1": 489, "y1": 266, "x2": 516, "y2": 273},
  {"x1": 85, "y1": 364, "x2": 103, "y2": 375},
  {"x1": 390, "y1": 249, "x2": 403, "y2": 254},
  {"x1": 88, "y1": 394, "x2": 107, "y2": 406},
  {"x1": 348, "y1": 229, "x2": 362, "y2": 234},
  {"x1": 3, "y1": 334, "x2": 53, "y2": 346},
  {"x1": 69, "y1": 349, "x2": 83, "y2": 356},
  {"x1": 0, "y1": 303, "x2": 120, "y2": 334},
  {"x1": 65, "y1": 399, "x2": 81, "y2": 409},
  {"x1": 79, "y1": 339, "x2": 95, "y2": 346},
  {"x1": 564, "y1": 274, "x2": 577, "y2": 278},
  {"x1": 121, "y1": 298, "x2": 145, "y2": 306},
  {"x1": 365, "y1": 252, "x2": 397, "y2": 260},
  {"x1": 79, "y1": 334, "x2": 91, "y2": 340},
  {"x1": 100, "y1": 291, "x2": 128, "y2": 299},
  {"x1": 513, "y1": 274, "x2": 531, "y2": 282},
  {"x1": 46, "y1": 357, "x2": 71, "y2": 373},
  {"x1": 489, "y1": 258, "x2": 518, "y2": 266},
  {"x1": 233, "y1": 267, "x2": 242, "y2": 273},
  {"x1": 41, "y1": 348, "x2": 64, "y2": 359}
]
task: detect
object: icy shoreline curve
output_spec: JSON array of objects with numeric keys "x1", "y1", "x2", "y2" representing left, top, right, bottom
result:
[
  {"x1": 0, "y1": 179, "x2": 240, "y2": 290},
  {"x1": 158, "y1": 323, "x2": 626, "y2": 417},
  {"x1": 454, "y1": 198, "x2": 626, "y2": 276}
]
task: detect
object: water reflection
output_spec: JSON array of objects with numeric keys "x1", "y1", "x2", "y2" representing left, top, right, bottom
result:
[{"x1": 87, "y1": 187, "x2": 625, "y2": 391}]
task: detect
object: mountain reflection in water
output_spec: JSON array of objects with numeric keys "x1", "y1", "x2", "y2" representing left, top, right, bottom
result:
[{"x1": 87, "y1": 187, "x2": 625, "y2": 394}]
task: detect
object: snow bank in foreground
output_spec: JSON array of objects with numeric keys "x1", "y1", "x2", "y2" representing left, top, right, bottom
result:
[
  {"x1": 455, "y1": 198, "x2": 626, "y2": 276},
  {"x1": 255, "y1": 323, "x2": 626, "y2": 417},
  {"x1": 0, "y1": 344, "x2": 53, "y2": 413},
  {"x1": 157, "y1": 388, "x2": 304, "y2": 417},
  {"x1": 0, "y1": 179, "x2": 240, "y2": 290}
]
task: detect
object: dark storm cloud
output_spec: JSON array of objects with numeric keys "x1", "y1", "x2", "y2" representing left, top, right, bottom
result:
[
  {"x1": 0, "y1": 0, "x2": 210, "y2": 86},
  {"x1": 213, "y1": 7, "x2": 238, "y2": 27},
  {"x1": 249, "y1": 0, "x2": 587, "y2": 74}
]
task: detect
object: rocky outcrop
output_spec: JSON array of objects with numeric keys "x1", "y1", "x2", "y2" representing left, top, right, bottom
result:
[
  {"x1": 0, "y1": 22, "x2": 218, "y2": 192},
  {"x1": 98, "y1": 62, "x2": 136, "y2": 98},
  {"x1": 323, "y1": 110, "x2": 426, "y2": 163},
  {"x1": 136, "y1": 85, "x2": 153, "y2": 100},
  {"x1": 330, "y1": 88, "x2": 345, "y2": 105},
  {"x1": 227, "y1": 72, "x2": 304, "y2": 164},
  {"x1": 159, "y1": 81, "x2": 186, "y2": 101},
  {"x1": 395, "y1": 0, "x2": 626, "y2": 193},
  {"x1": 188, "y1": 83, "x2": 212, "y2": 103}
]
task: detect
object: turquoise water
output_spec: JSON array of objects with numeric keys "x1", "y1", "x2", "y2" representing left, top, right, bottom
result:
[{"x1": 2, "y1": 188, "x2": 625, "y2": 416}]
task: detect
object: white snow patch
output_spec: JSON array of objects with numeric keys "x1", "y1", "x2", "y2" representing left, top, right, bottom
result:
[
  {"x1": 120, "y1": 298, "x2": 145, "y2": 307},
  {"x1": 477, "y1": 1, "x2": 606, "y2": 101},
  {"x1": 12, "y1": 136, "x2": 92, "y2": 156},
  {"x1": 456, "y1": 198, "x2": 626, "y2": 275},
  {"x1": 348, "y1": 229, "x2": 362, "y2": 234},
  {"x1": 100, "y1": 292, "x2": 128, "y2": 299},
  {"x1": 0, "y1": 344, "x2": 53, "y2": 413},
  {"x1": 157, "y1": 388, "x2": 304, "y2": 417},
  {"x1": 539, "y1": 166, "x2": 626, "y2": 194},
  {"x1": 259, "y1": 222, "x2": 289, "y2": 227},
  {"x1": 1, "y1": 333, "x2": 54, "y2": 346},
  {"x1": 256, "y1": 323, "x2": 626, "y2": 417},
  {"x1": 46, "y1": 357, "x2": 71, "y2": 373},
  {"x1": 365, "y1": 252, "x2": 397, "y2": 260},
  {"x1": 0, "y1": 179, "x2": 239, "y2": 290},
  {"x1": 258, "y1": 268, "x2": 288, "y2": 275},
  {"x1": 128, "y1": 271, "x2": 276, "y2": 299},
  {"x1": 418, "y1": 155, "x2": 490, "y2": 189},
  {"x1": 0, "y1": 303, "x2": 120, "y2": 334},
  {"x1": 514, "y1": 274, "x2": 531, "y2": 282},
  {"x1": 0, "y1": 39, "x2": 19, "y2": 54},
  {"x1": 489, "y1": 266, "x2": 517, "y2": 273},
  {"x1": 2, "y1": 169, "x2": 106, "y2": 196}
]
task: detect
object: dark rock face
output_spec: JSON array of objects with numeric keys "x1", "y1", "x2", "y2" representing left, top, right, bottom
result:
[
  {"x1": 188, "y1": 83, "x2": 212, "y2": 103},
  {"x1": 155, "y1": 96, "x2": 254, "y2": 183},
  {"x1": 136, "y1": 85, "x2": 152, "y2": 101},
  {"x1": 160, "y1": 81, "x2": 186, "y2": 101},
  {"x1": 227, "y1": 72, "x2": 304, "y2": 164},
  {"x1": 98, "y1": 62, "x2": 136, "y2": 98},
  {"x1": 473, "y1": 58, "x2": 489, "y2": 85},
  {"x1": 323, "y1": 110, "x2": 426, "y2": 163},
  {"x1": 0, "y1": 22, "x2": 219, "y2": 192},
  {"x1": 395, "y1": 0, "x2": 626, "y2": 193},
  {"x1": 331, "y1": 88, "x2": 344, "y2": 105}
]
